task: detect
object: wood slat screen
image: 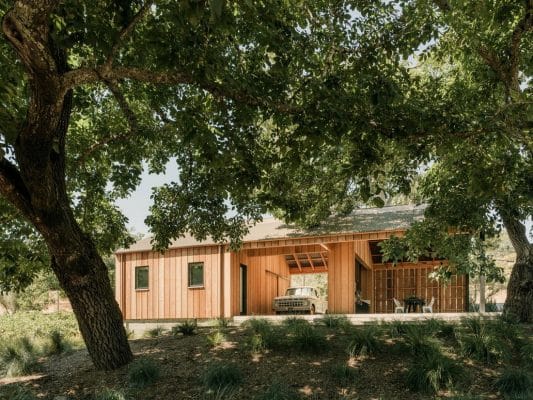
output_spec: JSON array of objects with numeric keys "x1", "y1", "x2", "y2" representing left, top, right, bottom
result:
[{"x1": 373, "y1": 265, "x2": 467, "y2": 313}]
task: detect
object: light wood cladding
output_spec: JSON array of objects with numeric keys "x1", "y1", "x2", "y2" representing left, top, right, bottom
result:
[
  {"x1": 117, "y1": 246, "x2": 223, "y2": 319},
  {"x1": 373, "y1": 263, "x2": 467, "y2": 313},
  {"x1": 328, "y1": 242, "x2": 355, "y2": 313}
]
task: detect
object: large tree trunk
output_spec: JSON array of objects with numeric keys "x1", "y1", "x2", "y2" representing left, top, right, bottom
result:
[
  {"x1": 0, "y1": 4, "x2": 133, "y2": 369},
  {"x1": 501, "y1": 214, "x2": 533, "y2": 323},
  {"x1": 46, "y1": 220, "x2": 134, "y2": 369}
]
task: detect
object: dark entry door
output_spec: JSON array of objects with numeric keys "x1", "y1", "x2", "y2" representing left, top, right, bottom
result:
[{"x1": 240, "y1": 264, "x2": 248, "y2": 315}]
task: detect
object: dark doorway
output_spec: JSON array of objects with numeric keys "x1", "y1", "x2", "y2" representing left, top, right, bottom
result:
[{"x1": 240, "y1": 264, "x2": 248, "y2": 315}]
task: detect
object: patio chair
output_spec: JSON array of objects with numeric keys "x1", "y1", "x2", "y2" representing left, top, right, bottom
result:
[
  {"x1": 422, "y1": 297, "x2": 435, "y2": 313},
  {"x1": 393, "y1": 298, "x2": 404, "y2": 313}
]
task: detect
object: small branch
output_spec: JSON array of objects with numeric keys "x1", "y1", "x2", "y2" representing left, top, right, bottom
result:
[
  {"x1": 103, "y1": 79, "x2": 140, "y2": 135},
  {"x1": 104, "y1": 1, "x2": 154, "y2": 69}
]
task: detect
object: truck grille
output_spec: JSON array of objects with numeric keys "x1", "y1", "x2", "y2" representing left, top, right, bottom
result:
[{"x1": 276, "y1": 300, "x2": 306, "y2": 307}]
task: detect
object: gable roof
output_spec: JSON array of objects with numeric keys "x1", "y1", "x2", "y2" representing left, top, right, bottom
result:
[{"x1": 116, "y1": 204, "x2": 426, "y2": 254}]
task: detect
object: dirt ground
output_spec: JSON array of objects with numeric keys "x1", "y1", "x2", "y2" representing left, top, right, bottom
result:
[{"x1": 1, "y1": 321, "x2": 517, "y2": 400}]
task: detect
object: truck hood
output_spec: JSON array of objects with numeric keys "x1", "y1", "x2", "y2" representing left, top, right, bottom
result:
[{"x1": 273, "y1": 295, "x2": 313, "y2": 301}]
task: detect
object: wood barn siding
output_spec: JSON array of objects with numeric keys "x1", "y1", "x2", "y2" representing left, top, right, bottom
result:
[
  {"x1": 117, "y1": 246, "x2": 223, "y2": 320},
  {"x1": 244, "y1": 248, "x2": 290, "y2": 315},
  {"x1": 372, "y1": 263, "x2": 467, "y2": 313}
]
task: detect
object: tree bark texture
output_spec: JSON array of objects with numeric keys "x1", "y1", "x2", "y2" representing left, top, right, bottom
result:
[
  {"x1": 502, "y1": 214, "x2": 533, "y2": 323},
  {"x1": 1, "y1": 3, "x2": 133, "y2": 369}
]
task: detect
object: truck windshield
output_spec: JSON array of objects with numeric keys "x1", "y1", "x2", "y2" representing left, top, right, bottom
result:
[{"x1": 286, "y1": 288, "x2": 314, "y2": 296}]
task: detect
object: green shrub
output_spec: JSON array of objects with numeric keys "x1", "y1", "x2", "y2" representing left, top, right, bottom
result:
[
  {"x1": 258, "y1": 381, "x2": 299, "y2": 400},
  {"x1": 45, "y1": 330, "x2": 71, "y2": 355},
  {"x1": 127, "y1": 358, "x2": 160, "y2": 389},
  {"x1": 319, "y1": 315, "x2": 351, "y2": 330},
  {"x1": 494, "y1": 368, "x2": 532, "y2": 398},
  {"x1": 172, "y1": 320, "x2": 197, "y2": 336},
  {"x1": 0, "y1": 385, "x2": 37, "y2": 400},
  {"x1": 347, "y1": 325, "x2": 382, "y2": 357},
  {"x1": 145, "y1": 325, "x2": 165, "y2": 338},
  {"x1": 207, "y1": 330, "x2": 226, "y2": 347},
  {"x1": 0, "y1": 337, "x2": 39, "y2": 377},
  {"x1": 203, "y1": 363, "x2": 242, "y2": 390},
  {"x1": 331, "y1": 363, "x2": 359, "y2": 385},
  {"x1": 288, "y1": 322, "x2": 326, "y2": 353},
  {"x1": 94, "y1": 388, "x2": 127, "y2": 400},
  {"x1": 406, "y1": 350, "x2": 463, "y2": 394}
]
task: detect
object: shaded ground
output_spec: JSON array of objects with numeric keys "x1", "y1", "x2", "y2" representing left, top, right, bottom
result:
[{"x1": 2, "y1": 319, "x2": 529, "y2": 400}]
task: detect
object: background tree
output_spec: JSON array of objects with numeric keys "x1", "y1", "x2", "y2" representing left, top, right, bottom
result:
[{"x1": 263, "y1": 0, "x2": 532, "y2": 321}]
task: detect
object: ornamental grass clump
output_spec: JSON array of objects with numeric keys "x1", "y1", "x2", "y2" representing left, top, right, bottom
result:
[
  {"x1": 203, "y1": 363, "x2": 242, "y2": 391},
  {"x1": 319, "y1": 315, "x2": 351, "y2": 330},
  {"x1": 281, "y1": 317, "x2": 308, "y2": 328},
  {"x1": 258, "y1": 381, "x2": 299, "y2": 400},
  {"x1": 45, "y1": 330, "x2": 71, "y2": 355},
  {"x1": 207, "y1": 330, "x2": 226, "y2": 348},
  {"x1": 94, "y1": 388, "x2": 128, "y2": 400},
  {"x1": 145, "y1": 325, "x2": 165, "y2": 338},
  {"x1": 288, "y1": 321, "x2": 326, "y2": 353},
  {"x1": 494, "y1": 368, "x2": 532, "y2": 399},
  {"x1": 406, "y1": 350, "x2": 463, "y2": 394},
  {"x1": 244, "y1": 319, "x2": 281, "y2": 352},
  {"x1": 347, "y1": 325, "x2": 382, "y2": 357},
  {"x1": 127, "y1": 358, "x2": 160, "y2": 389},
  {"x1": 331, "y1": 363, "x2": 360, "y2": 385},
  {"x1": 0, "y1": 337, "x2": 39, "y2": 377},
  {"x1": 459, "y1": 321, "x2": 502, "y2": 364},
  {"x1": 402, "y1": 323, "x2": 440, "y2": 357},
  {"x1": 172, "y1": 320, "x2": 197, "y2": 336},
  {"x1": 0, "y1": 384, "x2": 38, "y2": 400}
]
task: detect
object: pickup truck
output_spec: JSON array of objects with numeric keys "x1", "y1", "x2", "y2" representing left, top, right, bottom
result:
[{"x1": 272, "y1": 286, "x2": 327, "y2": 314}]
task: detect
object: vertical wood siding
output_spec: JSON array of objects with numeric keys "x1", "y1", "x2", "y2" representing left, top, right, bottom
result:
[
  {"x1": 243, "y1": 248, "x2": 290, "y2": 315},
  {"x1": 118, "y1": 246, "x2": 223, "y2": 320},
  {"x1": 328, "y1": 242, "x2": 355, "y2": 313}
]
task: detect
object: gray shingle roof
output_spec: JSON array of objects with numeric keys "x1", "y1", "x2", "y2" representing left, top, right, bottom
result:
[{"x1": 116, "y1": 204, "x2": 426, "y2": 254}]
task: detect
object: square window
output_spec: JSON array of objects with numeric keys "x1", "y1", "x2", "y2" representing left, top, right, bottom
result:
[
  {"x1": 135, "y1": 266, "x2": 149, "y2": 290},
  {"x1": 188, "y1": 262, "x2": 204, "y2": 287}
]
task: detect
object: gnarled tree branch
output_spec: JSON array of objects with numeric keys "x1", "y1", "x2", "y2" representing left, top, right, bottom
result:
[{"x1": 0, "y1": 157, "x2": 34, "y2": 220}]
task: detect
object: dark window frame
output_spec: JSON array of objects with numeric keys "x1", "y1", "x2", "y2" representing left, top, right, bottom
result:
[
  {"x1": 188, "y1": 262, "x2": 204, "y2": 288},
  {"x1": 135, "y1": 266, "x2": 149, "y2": 290}
]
